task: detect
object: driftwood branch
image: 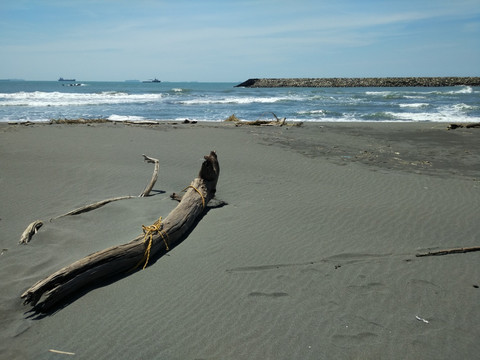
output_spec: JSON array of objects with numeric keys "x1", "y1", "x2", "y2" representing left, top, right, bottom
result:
[
  {"x1": 51, "y1": 196, "x2": 135, "y2": 221},
  {"x1": 21, "y1": 151, "x2": 220, "y2": 312},
  {"x1": 224, "y1": 112, "x2": 301, "y2": 127},
  {"x1": 46, "y1": 154, "x2": 159, "y2": 222},
  {"x1": 447, "y1": 122, "x2": 480, "y2": 130},
  {"x1": 19, "y1": 153, "x2": 160, "y2": 246},
  {"x1": 416, "y1": 246, "x2": 480, "y2": 257},
  {"x1": 19, "y1": 220, "x2": 43, "y2": 244},
  {"x1": 139, "y1": 154, "x2": 159, "y2": 197}
]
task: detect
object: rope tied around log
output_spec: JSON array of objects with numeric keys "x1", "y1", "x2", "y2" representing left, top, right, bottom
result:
[
  {"x1": 137, "y1": 217, "x2": 170, "y2": 270},
  {"x1": 184, "y1": 185, "x2": 206, "y2": 208}
]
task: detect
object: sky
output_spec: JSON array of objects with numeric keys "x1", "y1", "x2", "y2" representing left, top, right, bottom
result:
[{"x1": 1, "y1": 0, "x2": 479, "y2": 82}]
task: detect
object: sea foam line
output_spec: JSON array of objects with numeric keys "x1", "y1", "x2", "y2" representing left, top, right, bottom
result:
[
  {"x1": 178, "y1": 95, "x2": 303, "y2": 105},
  {"x1": 0, "y1": 91, "x2": 163, "y2": 106},
  {"x1": 399, "y1": 103, "x2": 430, "y2": 108}
]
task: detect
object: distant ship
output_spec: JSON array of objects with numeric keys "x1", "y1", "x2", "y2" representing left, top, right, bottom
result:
[
  {"x1": 142, "y1": 78, "x2": 161, "y2": 83},
  {"x1": 58, "y1": 77, "x2": 76, "y2": 82}
]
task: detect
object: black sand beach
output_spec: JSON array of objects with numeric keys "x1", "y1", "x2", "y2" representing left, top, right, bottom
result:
[{"x1": 1, "y1": 121, "x2": 479, "y2": 359}]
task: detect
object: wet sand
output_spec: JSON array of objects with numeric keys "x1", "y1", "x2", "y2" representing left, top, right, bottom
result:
[{"x1": 1, "y1": 121, "x2": 479, "y2": 359}]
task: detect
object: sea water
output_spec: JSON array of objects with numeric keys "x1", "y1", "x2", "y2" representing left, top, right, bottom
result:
[{"x1": 0, "y1": 80, "x2": 479, "y2": 123}]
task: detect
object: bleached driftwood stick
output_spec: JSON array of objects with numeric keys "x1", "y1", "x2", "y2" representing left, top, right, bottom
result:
[
  {"x1": 139, "y1": 154, "x2": 159, "y2": 197},
  {"x1": 51, "y1": 153, "x2": 160, "y2": 220},
  {"x1": 416, "y1": 246, "x2": 480, "y2": 257},
  {"x1": 48, "y1": 349, "x2": 75, "y2": 356},
  {"x1": 19, "y1": 220, "x2": 43, "y2": 244},
  {"x1": 21, "y1": 151, "x2": 220, "y2": 312},
  {"x1": 51, "y1": 196, "x2": 135, "y2": 221}
]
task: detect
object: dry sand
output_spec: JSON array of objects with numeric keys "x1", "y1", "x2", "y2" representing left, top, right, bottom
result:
[{"x1": 0, "y1": 121, "x2": 479, "y2": 359}]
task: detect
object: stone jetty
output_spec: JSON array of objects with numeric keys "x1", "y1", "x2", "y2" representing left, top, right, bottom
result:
[{"x1": 235, "y1": 77, "x2": 480, "y2": 88}]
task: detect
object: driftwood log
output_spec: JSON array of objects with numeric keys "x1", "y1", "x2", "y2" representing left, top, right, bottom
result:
[
  {"x1": 447, "y1": 123, "x2": 480, "y2": 130},
  {"x1": 225, "y1": 112, "x2": 302, "y2": 127},
  {"x1": 21, "y1": 151, "x2": 220, "y2": 312}
]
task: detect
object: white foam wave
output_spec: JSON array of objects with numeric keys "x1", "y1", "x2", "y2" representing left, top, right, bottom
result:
[
  {"x1": 365, "y1": 91, "x2": 390, "y2": 96},
  {"x1": 447, "y1": 86, "x2": 473, "y2": 94},
  {"x1": 399, "y1": 103, "x2": 430, "y2": 108},
  {"x1": 452, "y1": 103, "x2": 476, "y2": 111},
  {"x1": 0, "y1": 91, "x2": 163, "y2": 107},
  {"x1": 297, "y1": 109, "x2": 326, "y2": 115},
  {"x1": 365, "y1": 90, "x2": 422, "y2": 100},
  {"x1": 107, "y1": 114, "x2": 146, "y2": 121},
  {"x1": 404, "y1": 95, "x2": 427, "y2": 99},
  {"x1": 426, "y1": 86, "x2": 474, "y2": 96},
  {"x1": 386, "y1": 103, "x2": 480, "y2": 122},
  {"x1": 178, "y1": 95, "x2": 302, "y2": 105},
  {"x1": 366, "y1": 87, "x2": 475, "y2": 99}
]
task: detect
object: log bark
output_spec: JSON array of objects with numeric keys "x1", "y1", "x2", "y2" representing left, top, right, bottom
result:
[{"x1": 21, "y1": 151, "x2": 220, "y2": 312}]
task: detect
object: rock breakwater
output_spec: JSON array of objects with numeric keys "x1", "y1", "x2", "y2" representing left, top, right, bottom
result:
[{"x1": 235, "y1": 77, "x2": 480, "y2": 88}]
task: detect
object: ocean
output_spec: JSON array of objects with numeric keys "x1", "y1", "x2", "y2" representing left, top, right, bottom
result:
[{"x1": 0, "y1": 80, "x2": 479, "y2": 123}]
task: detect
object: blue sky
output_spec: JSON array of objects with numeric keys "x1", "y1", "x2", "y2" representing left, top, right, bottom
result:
[{"x1": 1, "y1": 0, "x2": 479, "y2": 81}]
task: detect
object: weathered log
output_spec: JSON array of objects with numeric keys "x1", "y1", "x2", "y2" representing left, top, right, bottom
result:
[
  {"x1": 225, "y1": 112, "x2": 301, "y2": 127},
  {"x1": 447, "y1": 122, "x2": 480, "y2": 130},
  {"x1": 19, "y1": 220, "x2": 43, "y2": 244},
  {"x1": 248, "y1": 112, "x2": 286, "y2": 126},
  {"x1": 416, "y1": 246, "x2": 480, "y2": 257},
  {"x1": 21, "y1": 151, "x2": 220, "y2": 312}
]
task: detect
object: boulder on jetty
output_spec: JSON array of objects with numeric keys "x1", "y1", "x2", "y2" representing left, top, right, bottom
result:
[{"x1": 235, "y1": 77, "x2": 480, "y2": 88}]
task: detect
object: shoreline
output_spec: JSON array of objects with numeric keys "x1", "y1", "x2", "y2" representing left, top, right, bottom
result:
[
  {"x1": 1, "y1": 121, "x2": 479, "y2": 359},
  {"x1": 235, "y1": 76, "x2": 480, "y2": 87}
]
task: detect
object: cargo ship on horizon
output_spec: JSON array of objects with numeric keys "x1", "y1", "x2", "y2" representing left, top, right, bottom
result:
[{"x1": 142, "y1": 78, "x2": 161, "y2": 83}]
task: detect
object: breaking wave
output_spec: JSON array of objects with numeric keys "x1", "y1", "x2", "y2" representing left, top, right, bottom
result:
[
  {"x1": 0, "y1": 81, "x2": 478, "y2": 123},
  {"x1": 0, "y1": 91, "x2": 163, "y2": 107}
]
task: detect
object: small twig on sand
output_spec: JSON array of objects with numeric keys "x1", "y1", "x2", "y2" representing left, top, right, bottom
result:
[
  {"x1": 416, "y1": 246, "x2": 480, "y2": 257},
  {"x1": 19, "y1": 220, "x2": 43, "y2": 244},
  {"x1": 49, "y1": 349, "x2": 75, "y2": 356}
]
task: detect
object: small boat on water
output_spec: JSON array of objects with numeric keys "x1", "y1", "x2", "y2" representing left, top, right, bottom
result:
[
  {"x1": 142, "y1": 78, "x2": 161, "y2": 83},
  {"x1": 58, "y1": 77, "x2": 76, "y2": 82}
]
